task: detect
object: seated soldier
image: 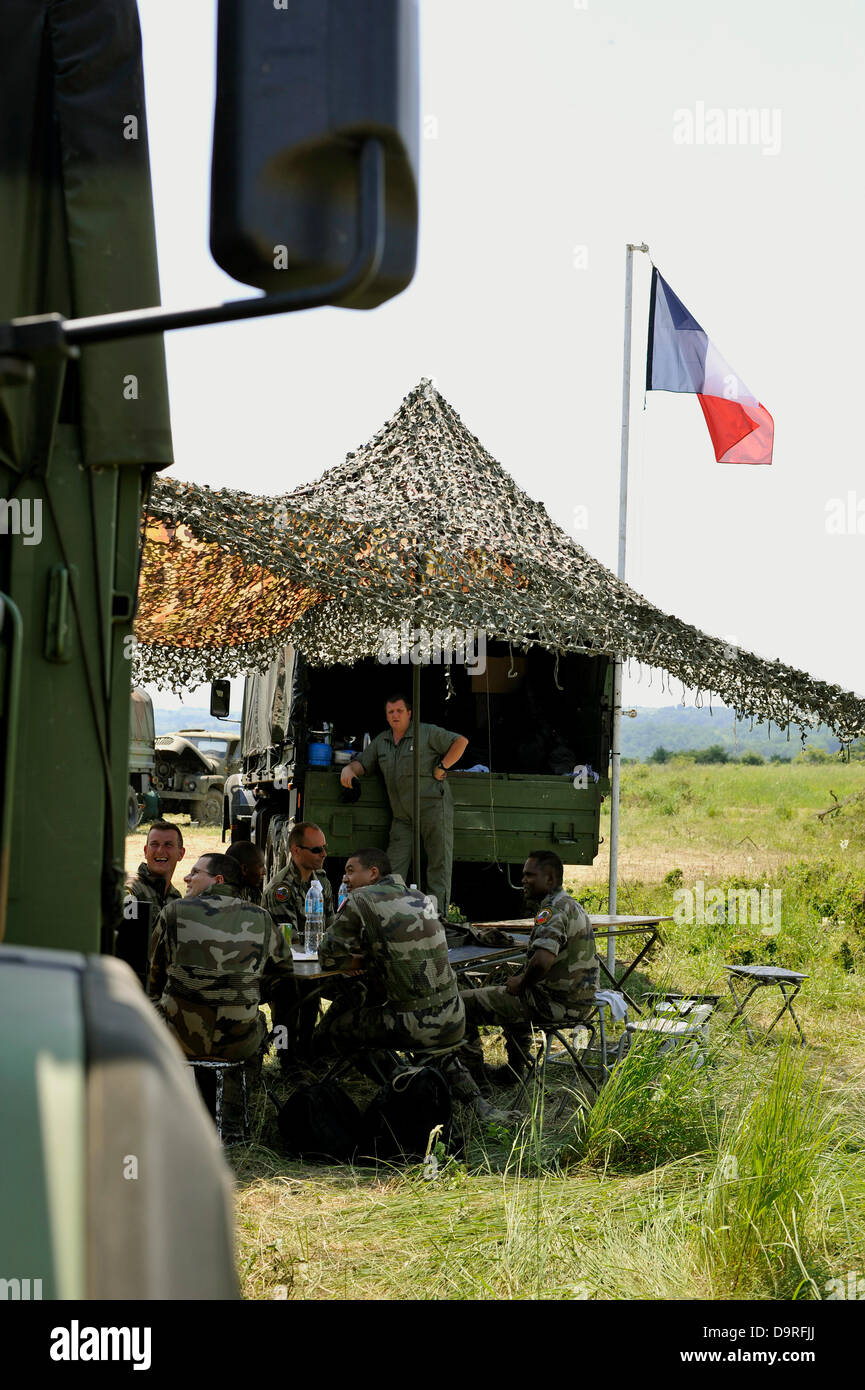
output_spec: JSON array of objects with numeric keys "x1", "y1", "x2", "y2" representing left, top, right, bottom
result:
[
  {"x1": 148, "y1": 851, "x2": 294, "y2": 1138},
  {"x1": 119, "y1": 819, "x2": 186, "y2": 985},
  {"x1": 261, "y1": 822, "x2": 336, "y2": 1077},
  {"x1": 460, "y1": 850, "x2": 599, "y2": 1089},
  {"x1": 310, "y1": 847, "x2": 465, "y2": 1067},
  {"x1": 226, "y1": 840, "x2": 266, "y2": 904}
]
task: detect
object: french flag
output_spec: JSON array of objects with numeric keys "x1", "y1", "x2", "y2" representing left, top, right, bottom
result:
[{"x1": 646, "y1": 268, "x2": 774, "y2": 466}]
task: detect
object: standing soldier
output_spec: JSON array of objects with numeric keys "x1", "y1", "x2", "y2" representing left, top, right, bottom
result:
[
  {"x1": 339, "y1": 694, "x2": 467, "y2": 914},
  {"x1": 460, "y1": 850, "x2": 599, "y2": 1088},
  {"x1": 148, "y1": 852, "x2": 294, "y2": 1140},
  {"x1": 120, "y1": 820, "x2": 186, "y2": 985},
  {"x1": 262, "y1": 822, "x2": 335, "y2": 1076}
]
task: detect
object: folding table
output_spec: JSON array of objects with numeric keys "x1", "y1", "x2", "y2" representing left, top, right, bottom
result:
[
  {"x1": 473, "y1": 915, "x2": 669, "y2": 1015},
  {"x1": 723, "y1": 964, "x2": 808, "y2": 1046}
]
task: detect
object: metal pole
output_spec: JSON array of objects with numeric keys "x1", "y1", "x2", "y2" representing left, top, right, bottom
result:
[
  {"x1": 608, "y1": 241, "x2": 649, "y2": 976},
  {"x1": 412, "y1": 659, "x2": 422, "y2": 890}
]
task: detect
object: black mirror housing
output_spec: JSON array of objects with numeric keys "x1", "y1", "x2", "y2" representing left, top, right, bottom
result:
[
  {"x1": 210, "y1": 0, "x2": 419, "y2": 309},
  {"x1": 210, "y1": 680, "x2": 232, "y2": 720}
]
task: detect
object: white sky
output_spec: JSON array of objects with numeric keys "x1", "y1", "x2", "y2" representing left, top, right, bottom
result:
[{"x1": 137, "y1": 0, "x2": 865, "y2": 715}]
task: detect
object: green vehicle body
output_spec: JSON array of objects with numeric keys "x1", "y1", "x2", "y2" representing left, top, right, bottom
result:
[
  {"x1": 229, "y1": 645, "x2": 612, "y2": 916},
  {"x1": 1, "y1": 0, "x2": 419, "y2": 1300}
]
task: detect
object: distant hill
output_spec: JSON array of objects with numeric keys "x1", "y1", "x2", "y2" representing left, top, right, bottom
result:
[
  {"x1": 151, "y1": 701, "x2": 840, "y2": 762},
  {"x1": 153, "y1": 706, "x2": 242, "y2": 736},
  {"x1": 621, "y1": 705, "x2": 840, "y2": 762}
]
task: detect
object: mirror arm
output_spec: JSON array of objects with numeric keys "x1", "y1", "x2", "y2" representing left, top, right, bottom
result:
[{"x1": 0, "y1": 139, "x2": 386, "y2": 366}]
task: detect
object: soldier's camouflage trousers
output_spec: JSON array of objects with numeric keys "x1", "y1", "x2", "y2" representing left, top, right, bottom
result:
[
  {"x1": 460, "y1": 985, "x2": 591, "y2": 1075},
  {"x1": 310, "y1": 994, "x2": 464, "y2": 1065}
]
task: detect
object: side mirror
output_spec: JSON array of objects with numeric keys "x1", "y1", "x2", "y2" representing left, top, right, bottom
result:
[
  {"x1": 210, "y1": 0, "x2": 419, "y2": 310},
  {"x1": 210, "y1": 680, "x2": 232, "y2": 720}
]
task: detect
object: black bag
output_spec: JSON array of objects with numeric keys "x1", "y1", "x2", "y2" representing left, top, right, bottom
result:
[
  {"x1": 275, "y1": 1081, "x2": 363, "y2": 1163},
  {"x1": 360, "y1": 1066, "x2": 452, "y2": 1162}
]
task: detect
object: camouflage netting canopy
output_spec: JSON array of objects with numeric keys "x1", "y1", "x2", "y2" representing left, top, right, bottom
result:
[{"x1": 135, "y1": 379, "x2": 865, "y2": 743}]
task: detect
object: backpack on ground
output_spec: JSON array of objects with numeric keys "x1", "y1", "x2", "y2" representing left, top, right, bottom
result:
[
  {"x1": 275, "y1": 1080, "x2": 363, "y2": 1163},
  {"x1": 360, "y1": 1065, "x2": 452, "y2": 1163}
]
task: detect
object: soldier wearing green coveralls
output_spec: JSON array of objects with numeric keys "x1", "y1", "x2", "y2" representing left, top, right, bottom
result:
[{"x1": 340, "y1": 694, "x2": 468, "y2": 914}]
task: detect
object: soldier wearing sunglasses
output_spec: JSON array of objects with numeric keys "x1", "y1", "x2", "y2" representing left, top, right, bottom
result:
[{"x1": 262, "y1": 822, "x2": 335, "y2": 1075}]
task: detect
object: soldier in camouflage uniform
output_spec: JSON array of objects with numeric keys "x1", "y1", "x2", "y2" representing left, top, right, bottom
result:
[
  {"x1": 149, "y1": 852, "x2": 294, "y2": 1137},
  {"x1": 460, "y1": 850, "x2": 599, "y2": 1088},
  {"x1": 120, "y1": 820, "x2": 186, "y2": 985},
  {"x1": 340, "y1": 695, "x2": 468, "y2": 914},
  {"x1": 261, "y1": 822, "x2": 335, "y2": 1073},
  {"x1": 226, "y1": 840, "x2": 266, "y2": 905},
  {"x1": 310, "y1": 847, "x2": 465, "y2": 1065}
]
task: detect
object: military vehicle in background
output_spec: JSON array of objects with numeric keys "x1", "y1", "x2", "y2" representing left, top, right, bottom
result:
[
  {"x1": 0, "y1": 0, "x2": 420, "y2": 1300},
  {"x1": 128, "y1": 688, "x2": 160, "y2": 829},
  {"x1": 224, "y1": 642, "x2": 612, "y2": 919},
  {"x1": 154, "y1": 726, "x2": 240, "y2": 825}
]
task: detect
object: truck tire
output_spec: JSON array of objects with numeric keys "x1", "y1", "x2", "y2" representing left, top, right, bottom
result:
[
  {"x1": 127, "y1": 786, "x2": 142, "y2": 831},
  {"x1": 195, "y1": 790, "x2": 224, "y2": 825}
]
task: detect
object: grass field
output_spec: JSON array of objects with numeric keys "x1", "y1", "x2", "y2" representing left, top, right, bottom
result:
[{"x1": 127, "y1": 762, "x2": 865, "y2": 1300}]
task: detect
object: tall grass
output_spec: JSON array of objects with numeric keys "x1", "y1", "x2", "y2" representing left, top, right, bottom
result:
[
  {"x1": 701, "y1": 1047, "x2": 841, "y2": 1298},
  {"x1": 223, "y1": 763, "x2": 865, "y2": 1299},
  {"x1": 561, "y1": 1028, "x2": 720, "y2": 1173}
]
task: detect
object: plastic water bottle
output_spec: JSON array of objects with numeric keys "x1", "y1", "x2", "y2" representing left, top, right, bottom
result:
[
  {"x1": 337, "y1": 882, "x2": 350, "y2": 912},
  {"x1": 304, "y1": 878, "x2": 325, "y2": 955}
]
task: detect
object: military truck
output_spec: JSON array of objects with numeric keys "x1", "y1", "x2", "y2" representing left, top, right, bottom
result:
[
  {"x1": 154, "y1": 726, "x2": 240, "y2": 825},
  {"x1": 0, "y1": 0, "x2": 420, "y2": 1300},
  {"x1": 225, "y1": 641, "x2": 612, "y2": 918},
  {"x1": 128, "y1": 687, "x2": 159, "y2": 829}
]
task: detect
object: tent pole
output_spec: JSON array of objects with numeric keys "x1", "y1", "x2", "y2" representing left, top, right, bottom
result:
[
  {"x1": 412, "y1": 659, "x2": 421, "y2": 890},
  {"x1": 608, "y1": 241, "x2": 648, "y2": 976}
]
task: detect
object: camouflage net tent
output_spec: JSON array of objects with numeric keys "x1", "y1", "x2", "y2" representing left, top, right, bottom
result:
[{"x1": 135, "y1": 379, "x2": 865, "y2": 745}]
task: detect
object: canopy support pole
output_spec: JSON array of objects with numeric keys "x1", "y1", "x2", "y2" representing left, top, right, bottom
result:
[
  {"x1": 608, "y1": 241, "x2": 649, "y2": 976},
  {"x1": 412, "y1": 659, "x2": 422, "y2": 891}
]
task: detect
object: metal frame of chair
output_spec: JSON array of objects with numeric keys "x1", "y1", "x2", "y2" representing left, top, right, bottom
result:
[
  {"x1": 615, "y1": 995, "x2": 716, "y2": 1065},
  {"x1": 521, "y1": 993, "x2": 627, "y2": 1098},
  {"x1": 187, "y1": 1058, "x2": 250, "y2": 1142}
]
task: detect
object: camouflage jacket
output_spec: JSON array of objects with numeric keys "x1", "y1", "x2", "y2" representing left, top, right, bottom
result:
[
  {"x1": 319, "y1": 874, "x2": 464, "y2": 1044},
  {"x1": 525, "y1": 889, "x2": 599, "y2": 1021},
  {"x1": 125, "y1": 861, "x2": 182, "y2": 913},
  {"x1": 262, "y1": 859, "x2": 335, "y2": 946},
  {"x1": 148, "y1": 883, "x2": 294, "y2": 1060}
]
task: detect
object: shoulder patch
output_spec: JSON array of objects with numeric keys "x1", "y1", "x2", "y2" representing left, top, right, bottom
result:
[
  {"x1": 535, "y1": 908, "x2": 553, "y2": 926},
  {"x1": 274, "y1": 886, "x2": 290, "y2": 903}
]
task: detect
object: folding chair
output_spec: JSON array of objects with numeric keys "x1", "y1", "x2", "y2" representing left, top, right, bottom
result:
[
  {"x1": 188, "y1": 1058, "x2": 250, "y2": 1142},
  {"x1": 616, "y1": 994, "x2": 717, "y2": 1065}
]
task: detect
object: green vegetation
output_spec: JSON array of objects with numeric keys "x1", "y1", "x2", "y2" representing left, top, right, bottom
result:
[
  {"x1": 622, "y1": 705, "x2": 844, "y2": 762},
  {"x1": 227, "y1": 761, "x2": 865, "y2": 1300}
]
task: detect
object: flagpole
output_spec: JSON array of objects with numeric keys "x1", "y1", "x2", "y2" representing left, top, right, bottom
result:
[{"x1": 608, "y1": 241, "x2": 649, "y2": 979}]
